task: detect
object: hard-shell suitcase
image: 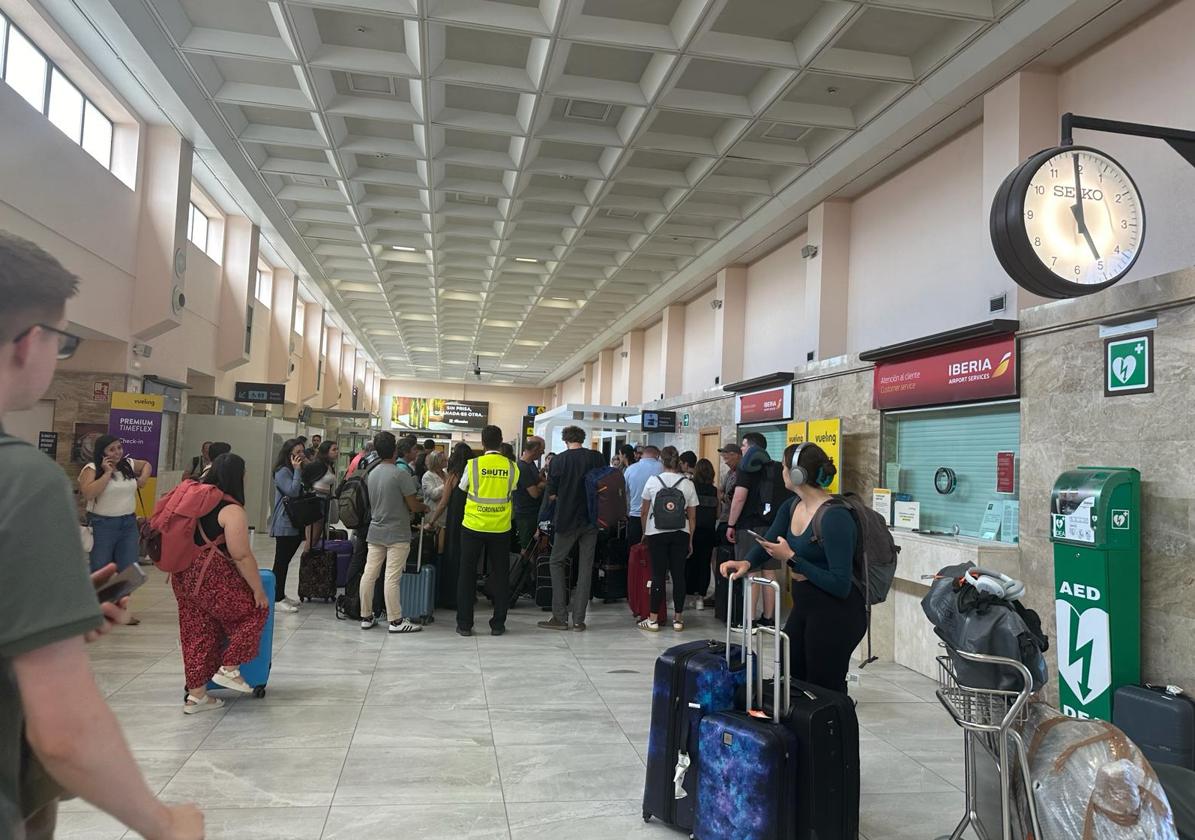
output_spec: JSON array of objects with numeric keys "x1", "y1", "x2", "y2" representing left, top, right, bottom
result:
[
  {"x1": 713, "y1": 546, "x2": 744, "y2": 626},
  {"x1": 298, "y1": 541, "x2": 338, "y2": 601},
  {"x1": 506, "y1": 551, "x2": 535, "y2": 607},
  {"x1": 327, "y1": 528, "x2": 349, "y2": 541},
  {"x1": 694, "y1": 576, "x2": 799, "y2": 840},
  {"x1": 1115, "y1": 684, "x2": 1195, "y2": 769},
  {"x1": 594, "y1": 531, "x2": 628, "y2": 602},
  {"x1": 642, "y1": 578, "x2": 750, "y2": 831},
  {"x1": 326, "y1": 539, "x2": 354, "y2": 587},
  {"x1": 628, "y1": 541, "x2": 667, "y2": 622},
  {"x1": 533, "y1": 535, "x2": 577, "y2": 610},
  {"x1": 205, "y1": 569, "x2": 275, "y2": 698},
  {"x1": 399, "y1": 529, "x2": 436, "y2": 624}
]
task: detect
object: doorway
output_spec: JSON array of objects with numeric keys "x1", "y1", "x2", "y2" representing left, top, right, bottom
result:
[{"x1": 699, "y1": 428, "x2": 721, "y2": 465}]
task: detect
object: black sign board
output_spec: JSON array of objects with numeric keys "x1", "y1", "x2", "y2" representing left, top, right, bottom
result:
[
  {"x1": 522, "y1": 414, "x2": 535, "y2": 440},
  {"x1": 641, "y1": 410, "x2": 677, "y2": 433},
  {"x1": 37, "y1": 431, "x2": 58, "y2": 458},
  {"x1": 234, "y1": 381, "x2": 287, "y2": 405}
]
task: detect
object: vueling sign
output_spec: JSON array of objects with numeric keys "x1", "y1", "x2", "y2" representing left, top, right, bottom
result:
[{"x1": 947, "y1": 351, "x2": 1012, "y2": 385}]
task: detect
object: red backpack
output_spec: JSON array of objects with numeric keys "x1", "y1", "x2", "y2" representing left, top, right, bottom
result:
[{"x1": 148, "y1": 481, "x2": 236, "y2": 575}]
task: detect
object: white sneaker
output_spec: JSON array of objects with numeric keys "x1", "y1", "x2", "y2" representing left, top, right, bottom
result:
[
  {"x1": 276, "y1": 600, "x2": 299, "y2": 613},
  {"x1": 361, "y1": 615, "x2": 377, "y2": 630},
  {"x1": 695, "y1": 598, "x2": 705, "y2": 611},
  {"x1": 637, "y1": 618, "x2": 660, "y2": 633},
  {"x1": 211, "y1": 667, "x2": 253, "y2": 694},
  {"x1": 389, "y1": 618, "x2": 423, "y2": 634}
]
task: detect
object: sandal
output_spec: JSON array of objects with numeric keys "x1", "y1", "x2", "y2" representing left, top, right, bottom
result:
[
  {"x1": 211, "y1": 666, "x2": 253, "y2": 694},
  {"x1": 673, "y1": 616, "x2": 684, "y2": 632},
  {"x1": 183, "y1": 694, "x2": 225, "y2": 715}
]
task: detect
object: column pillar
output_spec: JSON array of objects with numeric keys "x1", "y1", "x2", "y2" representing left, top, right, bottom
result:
[
  {"x1": 659, "y1": 304, "x2": 685, "y2": 398},
  {"x1": 713, "y1": 267, "x2": 747, "y2": 386},
  {"x1": 804, "y1": 201, "x2": 851, "y2": 363},
  {"x1": 983, "y1": 71, "x2": 1059, "y2": 310},
  {"x1": 594, "y1": 347, "x2": 615, "y2": 405},
  {"x1": 620, "y1": 329, "x2": 644, "y2": 407},
  {"x1": 217, "y1": 217, "x2": 259, "y2": 371},
  {"x1": 269, "y1": 268, "x2": 296, "y2": 383},
  {"x1": 301, "y1": 305, "x2": 323, "y2": 403},
  {"x1": 582, "y1": 361, "x2": 595, "y2": 403},
  {"x1": 323, "y1": 327, "x2": 343, "y2": 409},
  {"x1": 132, "y1": 127, "x2": 192, "y2": 339}
]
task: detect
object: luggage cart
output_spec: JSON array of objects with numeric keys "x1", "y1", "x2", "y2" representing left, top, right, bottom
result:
[{"x1": 934, "y1": 648, "x2": 1043, "y2": 840}]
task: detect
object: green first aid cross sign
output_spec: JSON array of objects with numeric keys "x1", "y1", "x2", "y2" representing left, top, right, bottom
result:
[{"x1": 1104, "y1": 333, "x2": 1153, "y2": 396}]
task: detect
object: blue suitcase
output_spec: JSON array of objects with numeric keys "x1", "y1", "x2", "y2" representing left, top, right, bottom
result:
[
  {"x1": 206, "y1": 569, "x2": 275, "y2": 698},
  {"x1": 400, "y1": 529, "x2": 436, "y2": 624},
  {"x1": 642, "y1": 577, "x2": 750, "y2": 831},
  {"x1": 694, "y1": 577, "x2": 798, "y2": 840}
]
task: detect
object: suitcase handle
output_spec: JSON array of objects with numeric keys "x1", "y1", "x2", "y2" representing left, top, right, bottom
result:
[{"x1": 744, "y1": 576, "x2": 788, "y2": 722}]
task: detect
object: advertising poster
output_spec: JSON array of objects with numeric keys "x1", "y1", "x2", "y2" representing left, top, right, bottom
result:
[
  {"x1": 786, "y1": 421, "x2": 807, "y2": 446},
  {"x1": 391, "y1": 396, "x2": 490, "y2": 430},
  {"x1": 37, "y1": 431, "x2": 58, "y2": 459},
  {"x1": 71, "y1": 422, "x2": 108, "y2": 464},
  {"x1": 806, "y1": 418, "x2": 842, "y2": 494},
  {"x1": 108, "y1": 392, "x2": 164, "y2": 516}
]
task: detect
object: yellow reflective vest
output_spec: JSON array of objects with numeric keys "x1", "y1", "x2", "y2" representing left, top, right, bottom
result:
[{"x1": 462, "y1": 452, "x2": 516, "y2": 533}]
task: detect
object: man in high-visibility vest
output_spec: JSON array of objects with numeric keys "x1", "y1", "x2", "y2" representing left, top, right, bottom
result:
[{"x1": 456, "y1": 425, "x2": 517, "y2": 636}]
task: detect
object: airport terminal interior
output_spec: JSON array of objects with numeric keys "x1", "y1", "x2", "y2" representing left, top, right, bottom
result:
[{"x1": 3, "y1": 0, "x2": 1195, "y2": 838}]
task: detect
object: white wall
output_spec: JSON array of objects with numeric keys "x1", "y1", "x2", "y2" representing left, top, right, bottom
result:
[
  {"x1": 379, "y1": 378, "x2": 549, "y2": 441},
  {"x1": 641, "y1": 321, "x2": 663, "y2": 402},
  {"x1": 1057, "y1": 0, "x2": 1195, "y2": 283},
  {"x1": 560, "y1": 369, "x2": 584, "y2": 404},
  {"x1": 743, "y1": 235, "x2": 807, "y2": 377},
  {"x1": 611, "y1": 348, "x2": 626, "y2": 405},
  {"x1": 682, "y1": 287, "x2": 718, "y2": 394},
  {"x1": 846, "y1": 126, "x2": 987, "y2": 352}
]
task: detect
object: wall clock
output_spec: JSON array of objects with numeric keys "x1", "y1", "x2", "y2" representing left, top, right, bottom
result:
[
  {"x1": 934, "y1": 466, "x2": 957, "y2": 495},
  {"x1": 991, "y1": 145, "x2": 1144, "y2": 299}
]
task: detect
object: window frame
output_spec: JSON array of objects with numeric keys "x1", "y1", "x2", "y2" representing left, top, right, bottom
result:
[
  {"x1": 0, "y1": 11, "x2": 114, "y2": 172},
  {"x1": 187, "y1": 202, "x2": 209, "y2": 254}
]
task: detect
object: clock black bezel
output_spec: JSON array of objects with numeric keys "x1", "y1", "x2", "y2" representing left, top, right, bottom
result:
[
  {"x1": 934, "y1": 466, "x2": 957, "y2": 496},
  {"x1": 991, "y1": 144, "x2": 1147, "y2": 299}
]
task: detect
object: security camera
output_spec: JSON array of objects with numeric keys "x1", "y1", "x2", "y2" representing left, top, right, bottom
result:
[
  {"x1": 710, "y1": 299, "x2": 723, "y2": 310},
  {"x1": 131, "y1": 342, "x2": 153, "y2": 359},
  {"x1": 801, "y1": 244, "x2": 819, "y2": 259}
]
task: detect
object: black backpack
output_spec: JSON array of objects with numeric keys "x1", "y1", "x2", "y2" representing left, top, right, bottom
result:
[
  {"x1": 650, "y1": 475, "x2": 689, "y2": 531},
  {"x1": 756, "y1": 459, "x2": 795, "y2": 524},
  {"x1": 812, "y1": 493, "x2": 900, "y2": 605}
]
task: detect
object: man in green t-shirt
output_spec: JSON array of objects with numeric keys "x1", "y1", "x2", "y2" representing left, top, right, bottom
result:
[{"x1": 0, "y1": 232, "x2": 203, "y2": 839}]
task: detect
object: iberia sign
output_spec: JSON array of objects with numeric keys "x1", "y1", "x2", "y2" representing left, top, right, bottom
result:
[
  {"x1": 736, "y1": 387, "x2": 792, "y2": 424},
  {"x1": 873, "y1": 336, "x2": 1017, "y2": 410}
]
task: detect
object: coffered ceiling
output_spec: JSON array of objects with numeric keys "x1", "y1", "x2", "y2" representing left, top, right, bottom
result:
[{"x1": 124, "y1": 0, "x2": 1027, "y2": 384}]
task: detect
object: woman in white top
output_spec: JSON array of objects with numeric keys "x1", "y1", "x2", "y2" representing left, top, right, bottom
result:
[
  {"x1": 638, "y1": 445, "x2": 698, "y2": 633},
  {"x1": 79, "y1": 434, "x2": 151, "y2": 576},
  {"x1": 300, "y1": 439, "x2": 339, "y2": 545}
]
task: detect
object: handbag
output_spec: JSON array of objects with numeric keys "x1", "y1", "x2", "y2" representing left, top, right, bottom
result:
[
  {"x1": 80, "y1": 521, "x2": 94, "y2": 553},
  {"x1": 283, "y1": 493, "x2": 325, "y2": 528}
]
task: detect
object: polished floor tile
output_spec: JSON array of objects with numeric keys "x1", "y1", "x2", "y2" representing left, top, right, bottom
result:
[{"x1": 72, "y1": 540, "x2": 980, "y2": 839}]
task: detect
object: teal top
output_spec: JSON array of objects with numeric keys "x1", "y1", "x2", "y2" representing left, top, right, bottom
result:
[{"x1": 746, "y1": 497, "x2": 858, "y2": 599}]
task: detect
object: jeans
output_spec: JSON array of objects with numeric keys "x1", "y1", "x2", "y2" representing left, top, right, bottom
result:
[
  {"x1": 458, "y1": 527, "x2": 511, "y2": 632},
  {"x1": 362, "y1": 541, "x2": 410, "y2": 623},
  {"x1": 272, "y1": 535, "x2": 304, "y2": 601},
  {"x1": 648, "y1": 530, "x2": 689, "y2": 616},
  {"x1": 549, "y1": 524, "x2": 597, "y2": 625},
  {"x1": 87, "y1": 513, "x2": 139, "y2": 573}
]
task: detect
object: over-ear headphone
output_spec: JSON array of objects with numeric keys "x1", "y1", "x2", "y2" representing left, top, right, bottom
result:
[
  {"x1": 963, "y1": 567, "x2": 1025, "y2": 601},
  {"x1": 790, "y1": 443, "x2": 833, "y2": 488}
]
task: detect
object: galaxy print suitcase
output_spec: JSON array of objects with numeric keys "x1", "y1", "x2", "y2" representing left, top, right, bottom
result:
[
  {"x1": 693, "y1": 577, "x2": 799, "y2": 840},
  {"x1": 642, "y1": 578, "x2": 750, "y2": 831}
]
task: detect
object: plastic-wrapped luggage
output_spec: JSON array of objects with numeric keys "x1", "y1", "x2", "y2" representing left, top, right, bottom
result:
[{"x1": 1019, "y1": 703, "x2": 1178, "y2": 840}]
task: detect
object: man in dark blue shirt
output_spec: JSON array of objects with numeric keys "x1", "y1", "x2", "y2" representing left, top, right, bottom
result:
[
  {"x1": 512, "y1": 436, "x2": 545, "y2": 550},
  {"x1": 538, "y1": 426, "x2": 603, "y2": 632}
]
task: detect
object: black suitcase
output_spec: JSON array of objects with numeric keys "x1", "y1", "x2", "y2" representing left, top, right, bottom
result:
[
  {"x1": 1114, "y1": 684, "x2": 1195, "y2": 769},
  {"x1": 335, "y1": 534, "x2": 385, "y2": 620},
  {"x1": 713, "y1": 546, "x2": 745, "y2": 626},
  {"x1": 593, "y1": 532, "x2": 628, "y2": 602}
]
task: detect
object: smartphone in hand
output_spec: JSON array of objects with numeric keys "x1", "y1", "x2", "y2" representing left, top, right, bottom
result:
[
  {"x1": 96, "y1": 564, "x2": 147, "y2": 604},
  {"x1": 744, "y1": 529, "x2": 769, "y2": 544}
]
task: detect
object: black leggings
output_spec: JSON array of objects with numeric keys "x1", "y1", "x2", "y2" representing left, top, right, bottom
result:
[
  {"x1": 783, "y1": 580, "x2": 868, "y2": 695},
  {"x1": 648, "y1": 530, "x2": 689, "y2": 616},
  {"x1": 272, "y1": 535, "x2": 304, "y2": 602},
  {"x1": 688, "y1": 526, "x2": 717, "y2": 595}
]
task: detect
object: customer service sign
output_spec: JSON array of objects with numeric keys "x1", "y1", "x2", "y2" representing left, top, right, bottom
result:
[{"x1": 873, "y1": 336, "x2": 1017, "y2": 410}]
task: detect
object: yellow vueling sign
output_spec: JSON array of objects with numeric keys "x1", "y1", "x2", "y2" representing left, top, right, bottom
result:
[
  {"x1": 806, "y1": 418, "x2": 841, "y2": 494},
  {"x1": 786, "y1": 421, "x2": 807, "y2": 446}
]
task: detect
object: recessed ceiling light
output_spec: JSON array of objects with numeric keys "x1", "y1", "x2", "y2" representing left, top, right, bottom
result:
[
  {"x1": 826, "y1": 86, "x2": 839, "y2": 95},
  {"x1": 392, "y1": 245, "x2": 417, "y2": 252},
  {"x1": 514, "y1": 257, "x2": 538, "y2": 263}
]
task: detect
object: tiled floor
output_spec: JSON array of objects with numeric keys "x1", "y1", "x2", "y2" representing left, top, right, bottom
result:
[{"x1": 65, "y1": 541, "x2": 973, "y2": 839}]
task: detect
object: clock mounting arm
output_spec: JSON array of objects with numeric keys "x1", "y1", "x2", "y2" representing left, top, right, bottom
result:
[{"x1": 1061, "y1": 113, "x2": 1195, "y2": 170}]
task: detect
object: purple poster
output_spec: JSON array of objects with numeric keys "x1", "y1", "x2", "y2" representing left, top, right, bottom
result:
[{"x1": 108, "y1": 392, "x2": 163, "y2": 515}]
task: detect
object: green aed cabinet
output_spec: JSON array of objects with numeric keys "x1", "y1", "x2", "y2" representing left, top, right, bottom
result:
[{"x1": 1049, "y1": 467, "x2": 1141, "y2": 721}]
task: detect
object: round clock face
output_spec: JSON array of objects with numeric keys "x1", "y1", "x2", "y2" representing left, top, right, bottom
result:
[
  {"x1": 991, "y1": 145, "x2": 1146, "y2": 299},
  {"x1": 934, "y1": 467, "x2": 956, "y2": 495}
]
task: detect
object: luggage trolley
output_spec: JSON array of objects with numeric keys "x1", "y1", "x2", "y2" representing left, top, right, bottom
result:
[{"x1": 934, "y1": 647, "x2": 1043, "y2": 840}]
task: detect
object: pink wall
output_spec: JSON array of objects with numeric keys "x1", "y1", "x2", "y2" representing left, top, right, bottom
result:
[
  {"x1": 560, "y1": 369, "x2": 585, "y2": 403},
  {"x1": 610, "y1": 348, "x2": 626, "y2": 406},
  {"x1": 1057, "y1": 0, "x2": 1195, "y2": 282},
  {"x1": 846, "y1": 126, "x2": 987, "y2": 352},
  {"x1": 682, "y1": 287, "x2": 718, "y2": 394},
  {"x1": 743, "y1": 236, "x2": 807, "y2": 377},
  {"x1": 641, "y1": 321, "x2": 663, "y2": 403}
]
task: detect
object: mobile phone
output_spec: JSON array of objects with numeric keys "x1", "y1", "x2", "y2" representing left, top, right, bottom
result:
[
  {"x1": 96, "y1": 563, "x2": 147, "y2": 604},
  {"x1": 744, "y1": 529, "x2": 769, "y2": 543}
]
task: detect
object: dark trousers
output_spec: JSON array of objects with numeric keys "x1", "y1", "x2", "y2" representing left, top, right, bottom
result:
[
  {"x1": 647, "y1": 530, "x2": 689, "y2": 616},
  {"x1": 626, "y1": 515, "x2": 643, "y2": 547},
  {"x1": 458, "y1": 527, "x2": 510, "y2": 631},
  {"x1": 514, "y1": 514, "x2": 539, "y2": 552},
  {"x1": 784, "y1": 580, "x2": 868, "y2": 695},
  {"x1": 271, "y1": 535, "x2": 304, "y2": 601},
  {"x1": 688, "y1": 526, "x2": 717, "y2": 596}
]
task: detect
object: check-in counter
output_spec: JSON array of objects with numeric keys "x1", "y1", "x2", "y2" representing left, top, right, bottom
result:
[{"x1": 890, "y1": 530, "x2": 1023, "y2": 679}]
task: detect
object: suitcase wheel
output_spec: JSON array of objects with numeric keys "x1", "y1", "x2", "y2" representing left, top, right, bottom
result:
[
  {"x1": 253, "y1": 686, "x2": 266, "y2": 699},
  {"x1": 642, "y1": 810, "x2": 651, "y2": 823}
]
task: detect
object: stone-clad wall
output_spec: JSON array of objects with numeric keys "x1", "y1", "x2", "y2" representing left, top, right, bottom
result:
[
  {"x1": 42, "y1": 371, "x2": 133, "y2": 474},
  {"x1": 1018, "y1": 267, "x2": 1195, "y2": 691}
]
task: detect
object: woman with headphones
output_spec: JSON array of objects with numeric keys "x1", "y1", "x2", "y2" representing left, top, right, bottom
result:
[{"x1": 719, "y1": 442, "x2": 867, "y2": 694}]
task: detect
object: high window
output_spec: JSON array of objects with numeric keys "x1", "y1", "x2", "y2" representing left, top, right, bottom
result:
[
  {"x1": 1, "y1": 12, "x2": 114, "y2": 170},
  {"x1": 187, "y1": 202, "x2": 209, "y2": 253}
]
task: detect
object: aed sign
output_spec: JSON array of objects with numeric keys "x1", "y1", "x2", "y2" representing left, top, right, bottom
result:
[
  {"x1": 1059, "y1": 581, "x2": 1102, "y2": 601},
  {"x1": 1104, "y1": 332, "x2": 1153, "y2": 397}
]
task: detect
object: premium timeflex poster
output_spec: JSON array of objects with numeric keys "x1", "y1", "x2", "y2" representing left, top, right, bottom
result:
[
  {"x1": 108, "y1": 392, "x2": 164, "y2": 516},
  {"x1": 391, "y1": 396, "x2": 490, "y2": 431}
]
